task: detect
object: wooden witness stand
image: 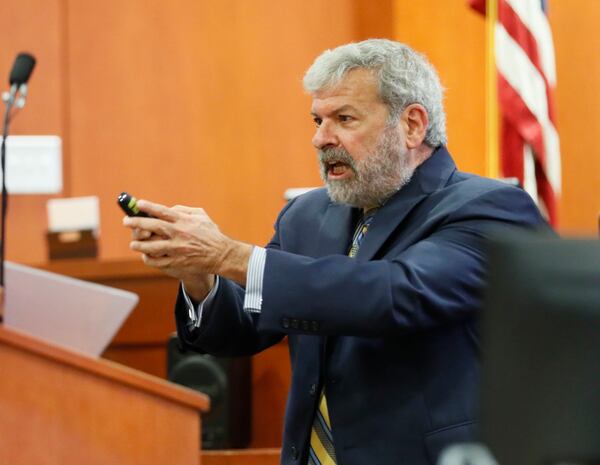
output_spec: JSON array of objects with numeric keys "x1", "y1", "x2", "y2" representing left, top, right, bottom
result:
[
  {"x1": 0, "y1": 326, "x2": 280, "y2": 465},
  {"x1": 0, "y1": 324, "x2": 209, "y2": 465},
  {"x1": 0, "y1": 261, "x2": 283, "y2": 464}
]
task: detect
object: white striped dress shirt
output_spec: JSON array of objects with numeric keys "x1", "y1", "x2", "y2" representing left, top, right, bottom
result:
[{"x1": 183, "y1": 246, "x2": 266, "y2": 328}]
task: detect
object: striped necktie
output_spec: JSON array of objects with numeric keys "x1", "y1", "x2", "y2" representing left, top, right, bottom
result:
[{"x1": 308, "y1": 210, "x2": 376, "y2": 465}]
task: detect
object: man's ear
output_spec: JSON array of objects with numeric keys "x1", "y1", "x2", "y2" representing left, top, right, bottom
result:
[{"x1": 401, "y1": 104, "x2": 429, "y2": 148}]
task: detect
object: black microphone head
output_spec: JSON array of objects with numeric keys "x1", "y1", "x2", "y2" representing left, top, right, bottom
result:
[{"x1": 9, "y1": 53, "x2": 36, "y2": 85}]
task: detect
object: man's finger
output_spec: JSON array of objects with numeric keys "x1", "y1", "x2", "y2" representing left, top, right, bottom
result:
[
  {"x1": 123, "y1": 216, "x2": 173, "y2": 237},
  {"x1": 142, "y1": 254, "x2": 175, "y2": 269},
  {"x1": 132, "y1": 228, "x2": 152, "y2": 240},
  {"x1": 131, "y1": 238, "x2": 173, "y2": 256},
  {"x1": 136, "y1": 199, "x2": 180, "y2": 222},
  {"x1": 172, "y1": 205, "x2": 203, "y2": 215}
]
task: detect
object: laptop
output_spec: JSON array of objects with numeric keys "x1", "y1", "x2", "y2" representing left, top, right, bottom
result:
[{"x1": 4, "y1": 261, "x2": 138, "y2": 357}]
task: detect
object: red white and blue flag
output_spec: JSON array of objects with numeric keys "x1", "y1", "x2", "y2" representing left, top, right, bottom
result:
[{"x1": 471, "y1": 0, "x2": 561, "y2": 225}]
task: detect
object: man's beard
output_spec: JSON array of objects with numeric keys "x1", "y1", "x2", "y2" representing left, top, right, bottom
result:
[{"x1": 318, "y1": 128, "x2": 415, "y2": 209}]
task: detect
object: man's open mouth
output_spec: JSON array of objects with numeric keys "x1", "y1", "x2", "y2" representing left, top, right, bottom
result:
[{"x1": 327, "y1": 161, "x2": 352, "y2": 179}]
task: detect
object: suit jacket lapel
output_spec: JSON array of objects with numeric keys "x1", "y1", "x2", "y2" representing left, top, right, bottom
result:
[
  {"x1": 312, "y1": 200, "x2": 357, "y2": 357},
  {"x1": 315, "y1": 202, "x2": 358, "y2": 257},
  {"x1": 356, "y1": 146, "x2": 457, "y2": 261}
]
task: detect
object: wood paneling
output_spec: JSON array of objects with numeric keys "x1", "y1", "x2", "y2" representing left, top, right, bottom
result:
[
  {"x1": 354, "y1": 0, "x2": 395, "y2": 40},
  {"x1": 65, "y1": 0, "x2": 357, "y2": 261},
  {"x1": 250, "y1": 337, "x2": 291, "y2": 447},
  {"x1": 104, "y1": 344, "x2": 168, "y2": 378},
  {"x1": 393, "y1": 0, "x2": 487, "y2": 175},
  {"x1": 202, "y1": 448, "x2": 280, "y2": 465},
  {"x1": 1, "y1": 0, "x2": 66, "y2": 263},
  {"x1": 1, "y1": 0, "x2": 597, "y2": 260},
  {"x1": 549, "y1": 0, "x2": 600, "y2": 233}
]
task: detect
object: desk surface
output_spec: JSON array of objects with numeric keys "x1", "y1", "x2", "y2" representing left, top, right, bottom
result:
[{"x1": 32, "y1": 257, "x2": 162, "y2": 281}]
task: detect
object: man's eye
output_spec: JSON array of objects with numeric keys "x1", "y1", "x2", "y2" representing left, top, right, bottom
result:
[
  {"x1": 313, "y1": 117, "x2": 322, "y2": 127},
  {"x1": 339, "y1": 115, "x2": 353, "y2": 122}
]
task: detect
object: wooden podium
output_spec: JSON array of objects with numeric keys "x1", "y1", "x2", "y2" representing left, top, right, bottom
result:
[
  {"x1": 33, "y1": 258, "x2": 291, "y2": 449},
  {"x1": 22, "y1": 258, "x2": 285, "y2": 463},
  {"x1": 0, "y1": 325, "x2": 209, "y2": 465}
]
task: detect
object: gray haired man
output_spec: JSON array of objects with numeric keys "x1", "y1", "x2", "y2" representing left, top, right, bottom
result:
[{"x1": 125, "y1": 39, "x2": 546, "y2": 465}]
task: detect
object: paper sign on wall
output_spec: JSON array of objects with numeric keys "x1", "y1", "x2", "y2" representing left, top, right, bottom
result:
[{"x1": 1, "y1": 135, "x2": 62, "y2": 194}]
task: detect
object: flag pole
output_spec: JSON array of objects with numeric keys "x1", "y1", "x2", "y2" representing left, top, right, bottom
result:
[{"x1": 485, "y1": 0, "x2": 499, "y2": 179}]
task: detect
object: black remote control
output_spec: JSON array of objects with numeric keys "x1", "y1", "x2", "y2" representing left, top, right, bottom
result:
[{"x1": 117, "y1": 192, "x2": 151, "y2": 217}]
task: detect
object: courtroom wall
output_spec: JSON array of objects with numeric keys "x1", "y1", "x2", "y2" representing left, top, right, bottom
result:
[{"x1": 0, "y1": 0, "x2": 597, "y2": 264}]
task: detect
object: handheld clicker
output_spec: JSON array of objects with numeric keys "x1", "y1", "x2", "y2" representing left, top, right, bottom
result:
[{"x1": 117, "y1": 192, "x2": 151, "y2": 217}]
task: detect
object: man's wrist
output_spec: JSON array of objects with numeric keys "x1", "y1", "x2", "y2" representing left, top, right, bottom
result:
[
  {"x1": 182, "y1": 274, "x2": 215, "y2": 302},
  {"x1": 217, "y1": 241, "x2": 253, "y2": 286}
]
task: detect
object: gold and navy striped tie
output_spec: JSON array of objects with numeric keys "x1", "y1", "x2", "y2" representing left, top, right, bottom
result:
[
  {"x1": 308, "y1": 390, "x2": 337, "y2": 465},
  {"x1": 308, "y1": 211, "x2": 376, "y2": 465}
]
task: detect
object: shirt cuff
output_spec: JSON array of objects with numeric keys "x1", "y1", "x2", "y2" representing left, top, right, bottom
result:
[
  {"x1": 243, "y1": 246, "x2": 266, "y2": 313},
  {"x1": 182, "y1": 276, "x2": 220, "y2": 329}
]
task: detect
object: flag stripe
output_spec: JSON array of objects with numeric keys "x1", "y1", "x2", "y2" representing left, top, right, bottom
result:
[
  {"x1": 496, "y1": 23, "x2": 561, "y2": 194},
  {"x1": 471, "y1": 0, "x2": 561, "y2": 226},
  {"x1": 503, "y1": 0, "x2": 557, "y2": 85},
  {"x1": 535, "y1": 163, "x2": 557, "y2": 222},
  {"x1": 523, "y1": 144, "x2": 539, "y2": 204},
  {"x1": 498, "y1": 0, "x2": 557, "y2": 123},
  {"x1": 496, "y1": 24, "x2": 550, "y2": 134},
  {"x1": 497, "y1": 71, "x2": 561, "y2": 194},
  {"x1": 501, "y1": 116, "x2": 525, "y2": 182}
]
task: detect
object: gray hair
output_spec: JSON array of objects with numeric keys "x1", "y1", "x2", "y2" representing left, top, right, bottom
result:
[{"x1": 303, "y1": 39, "x2": 447, "y2": 147}]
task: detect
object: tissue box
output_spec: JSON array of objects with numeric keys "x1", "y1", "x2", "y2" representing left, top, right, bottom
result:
[
  {"x1": 46, "y1": 196, "x2": 100, "y2": 260},
  {"x1": 46, "y1": 229, "x2": 98, "y2": 260}
]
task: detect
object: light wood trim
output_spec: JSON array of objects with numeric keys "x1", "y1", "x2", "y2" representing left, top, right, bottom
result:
[
  {"x1": 0, "y1": 325, "x2": 209, "y2": 412},
  {"x1": 485, "y1": 0, "x2": 500, "y2": 179},
  {"x1": 202, "y1": 449, "x2": 280, "y2": 465},
  {"x1": 32, "y1": 257, "x2": 161, "y2": 281}
]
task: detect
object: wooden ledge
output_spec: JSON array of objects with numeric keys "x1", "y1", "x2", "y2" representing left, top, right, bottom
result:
[
  {"x1": 0, "y1": 325, "x2": 209, "y2": 412},
  {"x1": 202, "y1": 448, "x2": 280, "y2": 465},
  {"x1": 31, "y1": 257, "x2": 165, "y2": 281}
]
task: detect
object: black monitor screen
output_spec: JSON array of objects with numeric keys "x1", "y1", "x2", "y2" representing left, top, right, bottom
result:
[{"x1": 481, "y1": 234, "x2": 600, "y2": 465}]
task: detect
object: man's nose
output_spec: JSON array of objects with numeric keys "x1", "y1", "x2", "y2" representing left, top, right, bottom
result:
[{"x1": 312, "y1": 121, "x2": 339, "y2": 150}]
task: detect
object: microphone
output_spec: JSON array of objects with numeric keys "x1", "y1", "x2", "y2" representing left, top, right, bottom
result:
[
  {"x1": 3, "y1": 53, "x2": 36, "y2": 108},
  {"x1": 9, "y1": 53, "x2": 36, "y2": 86},
  {"x1": 0, "y1": 52, "x2": 37, "y2": 294}
]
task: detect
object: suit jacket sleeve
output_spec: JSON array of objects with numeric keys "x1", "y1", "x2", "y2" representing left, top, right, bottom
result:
[
  {"x1": 257, "y1": 184, "x2": 548, "y2": 337},
  {"x1": 172, "y1": 199, "x2": 300, "y2": 356}
]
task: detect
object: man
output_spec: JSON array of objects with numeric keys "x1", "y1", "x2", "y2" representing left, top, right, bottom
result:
[{"x1": 124, "y1": 39, "x2": 547, "y2": 465}]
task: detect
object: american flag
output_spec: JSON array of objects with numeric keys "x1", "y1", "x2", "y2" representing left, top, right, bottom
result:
[{"x1": 471, "y1": 0, "x2": 561, "y2": 225}]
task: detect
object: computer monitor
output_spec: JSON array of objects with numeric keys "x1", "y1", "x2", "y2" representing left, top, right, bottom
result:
[{"x1": 481, "y1": 233, "x2": 600, "y2": 465}]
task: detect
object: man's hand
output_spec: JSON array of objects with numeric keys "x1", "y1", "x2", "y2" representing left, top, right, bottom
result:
[{"x1": 123, "y1": 200, "x2": 253, "y2": 301}]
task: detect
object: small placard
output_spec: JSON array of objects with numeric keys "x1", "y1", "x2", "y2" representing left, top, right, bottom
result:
[
  {"x1": 47, "y1": 196, "x2": 100, "y2": 233},
  {"x1": 2, "y1": 135, "x2": 62, "y2": 194}
]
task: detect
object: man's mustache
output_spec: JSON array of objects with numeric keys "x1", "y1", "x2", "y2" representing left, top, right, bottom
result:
[{"x1": 318, "y1": 147, "x2": 358, "y2": 175}]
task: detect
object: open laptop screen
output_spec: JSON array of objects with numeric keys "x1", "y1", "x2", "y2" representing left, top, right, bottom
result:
[{"x1": 4, "y1": 261, "x2": 138, "y2": 357}]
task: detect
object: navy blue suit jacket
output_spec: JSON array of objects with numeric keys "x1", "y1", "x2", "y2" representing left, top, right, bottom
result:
[{"x1": 175, "y1": 147, "x2": 548, "y2": 465}]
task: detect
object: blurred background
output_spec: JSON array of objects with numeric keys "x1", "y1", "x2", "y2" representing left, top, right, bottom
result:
[
  {"x1": 1, "y1": 0, "x2": 598, "y2": 265},
  {"x1": 1, "y1": 0, "x2": 599, "y2": 455}
]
